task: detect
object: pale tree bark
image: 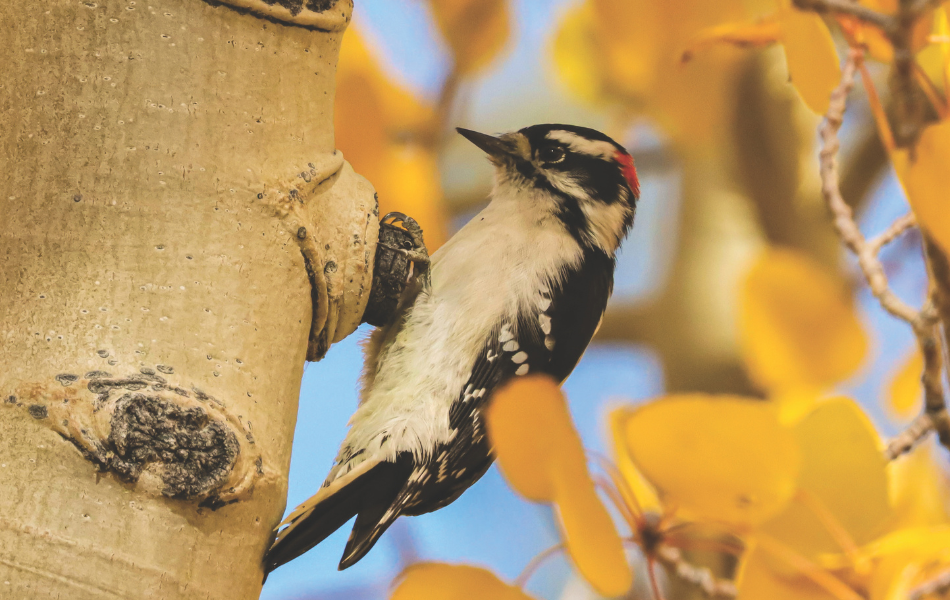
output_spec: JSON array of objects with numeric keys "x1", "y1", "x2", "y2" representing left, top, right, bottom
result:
[{"x1": 0, "y1": 0, "x2": 377, "y2": 598}]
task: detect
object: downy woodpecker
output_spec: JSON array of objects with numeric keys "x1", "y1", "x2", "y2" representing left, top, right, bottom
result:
[{"x1": 265, "y1": 124, "x2": 640, "y2": 573}]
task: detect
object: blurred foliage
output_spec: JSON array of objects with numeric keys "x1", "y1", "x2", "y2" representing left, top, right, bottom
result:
[
  {"x1": 391, "y1": 563, "x2": 532, "y2": 600},
  {"x1": 889, "y1": 350, "x2": 924, "y2": 421},
  {"x1": 552, "y1": 0, "x2": 748, "y2": 147},
  {"x1": 488, "y1": 376, "x2": 633, "y2": 597},
  {"x1": 335, "y1": 29, "x2": 448, "y2": 248},
  {"x1": 326, "y1": 0, "x2": 950, "y2": 598},
  {"x1": 428, "y1": 0, "x2": 510, "y2": 75},
  {"x1": 740, "y1": 249, "x2": 868, "y2": 399},
  {"x1": 893, "y1": 119, "x2": 950, "y2": 255}
]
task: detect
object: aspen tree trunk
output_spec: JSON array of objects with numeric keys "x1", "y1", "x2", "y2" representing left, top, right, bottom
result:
[{"x1": 0, "y1": 0, "x2": 376, "y2": 598}]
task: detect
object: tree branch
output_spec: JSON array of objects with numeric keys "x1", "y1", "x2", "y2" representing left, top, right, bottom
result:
[
  {"x1": 792, "y1": 0, "x2": 893, "y2": 30},
  {"x1": 818, "y1": 49, "x2": 950, "y2": 459}
]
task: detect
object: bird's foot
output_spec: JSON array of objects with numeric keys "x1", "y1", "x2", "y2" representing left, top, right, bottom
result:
[{"x1": 381, "y1": 212, "x2": 430, "y2": 272}]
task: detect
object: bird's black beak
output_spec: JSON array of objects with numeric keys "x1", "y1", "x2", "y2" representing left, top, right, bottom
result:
[{"x1": 456, "y1": 128, "x2": 515, "y2": 160}]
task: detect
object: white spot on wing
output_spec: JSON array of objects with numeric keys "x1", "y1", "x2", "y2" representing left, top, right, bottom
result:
[
  {"x1": 538, "y1": 314, "x2": 552, "y2": 334},
  {"x1": 545, "y1": 336, "x2": 555, "y2": 350},
  {"x1": 512, "y1": 351, "x2": 528, "y2": 364},
  {"x1": 502, "y1": 340, "x2": 519, "y2": 352},
  {"x1": 516, "y1": 364, "x2": 529, "y2": 376},
  {"x1": 498, "y1": 324, "x2": 514, "y2": 342}
]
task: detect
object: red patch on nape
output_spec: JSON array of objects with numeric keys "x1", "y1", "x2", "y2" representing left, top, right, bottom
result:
[{"x1": 614, "y1": 150, "x2": 639, "y2": 198}]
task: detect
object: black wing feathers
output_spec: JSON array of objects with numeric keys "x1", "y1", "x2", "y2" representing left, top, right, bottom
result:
[{"x1": 544, "y1": 249, "x2": 614, "y2": 380}]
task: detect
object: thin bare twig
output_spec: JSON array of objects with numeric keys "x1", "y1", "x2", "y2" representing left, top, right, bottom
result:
[
  {"x1": 819, "y1": 50, "x2": 920, "y2": 324},
  {"x1": 653, "y1": 546, "x2": 737, "y2": 599},
  {"x1": 909, "y1": 566, "x2": 950, "y2": 600},
  {"x1": 921, "y1": 237, "x2": 950, "y2": 447},
  {"x1": 792, "y1": 0, "x2": 893, "y2": 30},
  {"x1": 886, "y1": 412, "x2": 935, "y2": 460},
  {"x1": 909, "y1": 0, "x2": 947, "y2": 17},
  {"x1": 867, "y1": 213, "x2": 916, "y2": 255},
  {"x1": 818, "y1": 49, "x2": 948, "y2": 459},
  {"x1": 514, "y1": 544, "x2": 564, "y2": 588}
]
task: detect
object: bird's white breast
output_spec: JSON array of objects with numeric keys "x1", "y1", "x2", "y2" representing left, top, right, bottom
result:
[{"x1": 329, "y1": 185, "x2": 583, "y2": 478}]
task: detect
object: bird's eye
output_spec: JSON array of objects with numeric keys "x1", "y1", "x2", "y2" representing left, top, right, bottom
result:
[{"x1": 539, "y1": 146, "x2": 566, "y2": 164}]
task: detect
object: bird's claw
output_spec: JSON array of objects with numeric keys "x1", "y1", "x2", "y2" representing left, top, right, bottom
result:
[
  {"x1": 378, "y1": 244, "x2": 430, "y2": 265},
  {"x1": 381, "y1": 212, "x2": 430, "y2": 274}
]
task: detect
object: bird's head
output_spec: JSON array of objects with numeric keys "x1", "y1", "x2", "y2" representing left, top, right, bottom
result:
[{"x1": 457, "y1": 124, "x2": 639, "y2": 254}]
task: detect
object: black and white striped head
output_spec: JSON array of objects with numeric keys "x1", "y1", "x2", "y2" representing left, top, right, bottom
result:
[{"x1": 457, "y1": 124, "x2": 639, "y2": 254}]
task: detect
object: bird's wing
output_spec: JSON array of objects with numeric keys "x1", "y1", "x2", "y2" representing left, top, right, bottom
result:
[{"x1": 400, "y1": 247, "x2": 618, "y2": 515}]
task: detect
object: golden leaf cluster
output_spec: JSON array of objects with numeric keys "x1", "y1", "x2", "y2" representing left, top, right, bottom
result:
[{"x1": 390, "y1": 245, "x2": 950, "y2": 600}]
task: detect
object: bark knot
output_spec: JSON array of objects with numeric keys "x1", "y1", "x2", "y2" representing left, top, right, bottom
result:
[
  {"x1": 5, "y1": 364, "x2": 264, "y2": 507},
  {"x1": 108, "y1": 393, "x2": 240, "y2": 499}
]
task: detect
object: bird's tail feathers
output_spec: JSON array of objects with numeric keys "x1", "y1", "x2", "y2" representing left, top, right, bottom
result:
[
  {"x1": 264, "y1": 454, "x2": 413, "y2": 574},
  {"x1": 337, "y1": 456, "x2": 414, "y2": 569}
]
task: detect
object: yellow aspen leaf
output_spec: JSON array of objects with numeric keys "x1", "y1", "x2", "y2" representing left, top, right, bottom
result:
[
  {"x1": 740, "y1": 248, "x2": 868, "y2": 393},
  {"x1": 589, "y1": 0, "x2": 663, "y2": 101},
  {"x1": 761, "y1": 398, "x2": 891, "y2": 572},
  {"x1": 609, "y1": 407, "x2": 663, "y2": 514},
  {"x1": 869, "y1": 552, "x2": 924, "y2": 600},
  {"x1": 772, "y1": 387, "x2": 823, "y2": 426},
  {"x1": 736, "y1": 545, "x2": 842, "y2": 600},
  {"x1": 942, "y1": 7, "x2": 950, "y2": 98},
  {"x1": 893, "y1": 119, "x2": 950, "y2": 256},
  {"x1": 551, "y1": 3, "x2": 609, "y2": 106},
  {"x1": 779, "y1": 4, "x2": 842, "y2": 114},
  {"x1": 619, "y1": 395, "x2": 801, "y2": 528},
  {"x1": 856, "y1": 525, "x2": 950, "y2": 562},
  {"x1": 551, "y1": 0, "x2": 659, "y2": 106},
  {"x1": 862, "y1": 27, "x2": 896, "y2": 63},
  {"x1": 487, "y1": 376, "x2": 633, "y2": 597},
  {"x1": 428, "y1": 0, "x2": 509, "y2": 75},
  {"x1": 391, "y1": 563, "x2": 536, "y2": 600},
  {"x1": 887, "y1": 350, "x2": 923, "y2": 421},
  {"x1": 681, "y1": 17, "x2": 782, "y2": 63},
  {"x1": 911, "y1": 8, "x2": 950, "y2": 118},
  {"x1": 887, "y1": 442, "x2": 950, "y2": 529},
  {"x1": 844, "y1": 527, "x2": 950, "y2": 599}
]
